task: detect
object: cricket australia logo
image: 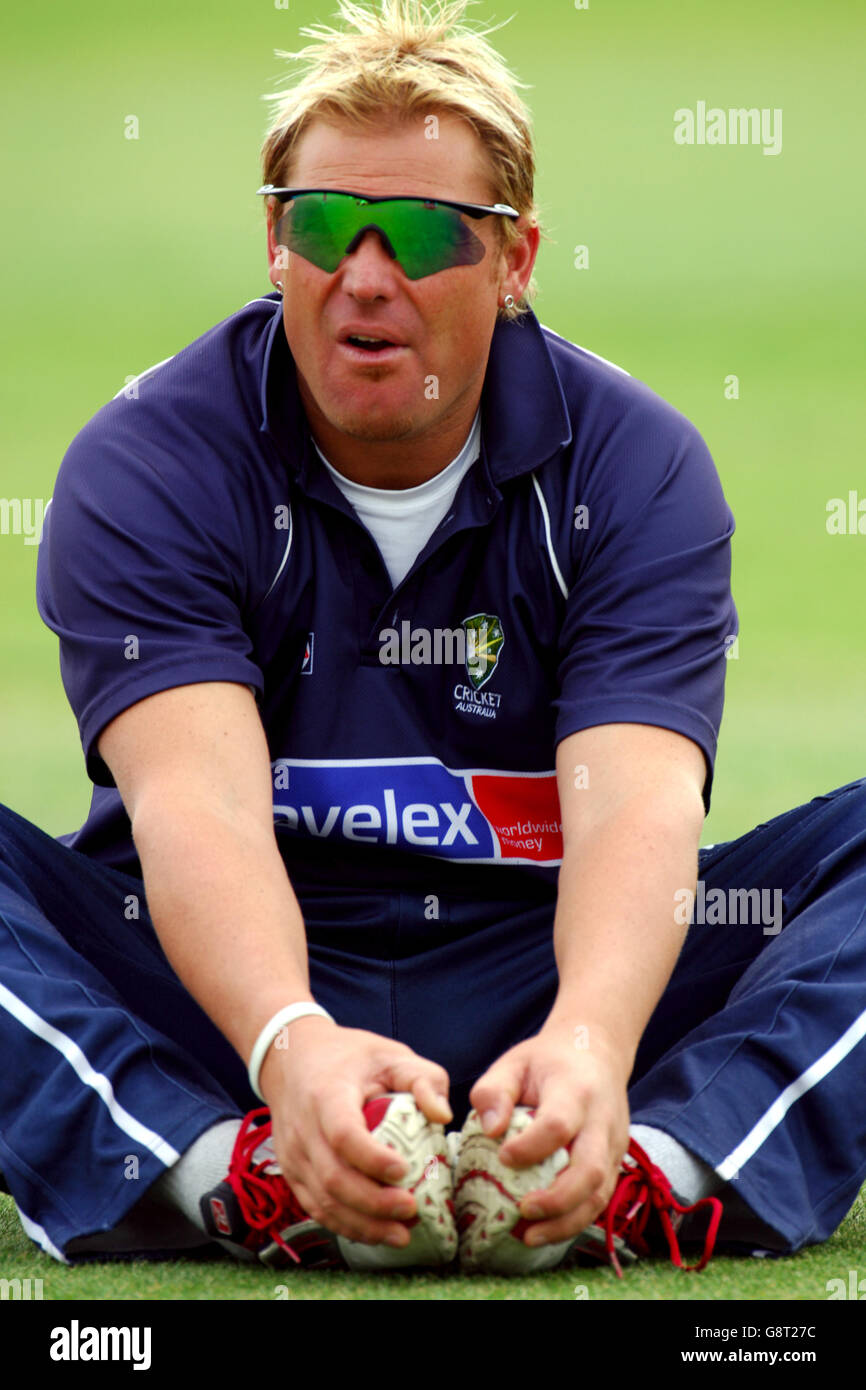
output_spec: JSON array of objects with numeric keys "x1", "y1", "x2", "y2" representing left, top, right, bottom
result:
[
  {"x1": 462, "y1": 613, "x2": 504, "y2": 690},
  {"x1": 453, "y1": 613, "x2": 505, "y2": 721}
]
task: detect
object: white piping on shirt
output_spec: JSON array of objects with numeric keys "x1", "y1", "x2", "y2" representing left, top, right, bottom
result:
[
  {"x1": 111, "y1": 355, "x2": 175, "y2": 400},
  {"x1": 530, "y1": 472, "x2": 569, "y2": 600},
  {"x1": 264, "y1": 499, "x2": 292, "y2": 598}
]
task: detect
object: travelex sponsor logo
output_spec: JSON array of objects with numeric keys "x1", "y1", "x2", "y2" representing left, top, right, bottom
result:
[{"x1": 272, "y1": 757, "x2": 563, "y2": 864}]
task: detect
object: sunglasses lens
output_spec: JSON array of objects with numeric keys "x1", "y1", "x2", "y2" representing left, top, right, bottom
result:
[
  {"x1": 277, "y1": 194, "x2": 348, "y2": 273},
  {"x1": 386, "y1": 201, "x2": 486, "y2": 278},
  {"x1": 276, "y1": 193, "x2": 486, "y2": 279}
]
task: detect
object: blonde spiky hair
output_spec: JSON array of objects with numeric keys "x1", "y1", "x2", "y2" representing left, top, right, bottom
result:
[{"x1": 260, "y1": 0, "x2": 540, "y2": 319}]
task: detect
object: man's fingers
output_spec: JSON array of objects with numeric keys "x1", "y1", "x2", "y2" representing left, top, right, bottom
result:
[
  {"x1": 515, "y1": 1124, "x2": 622, "y2": 1245},
  {"x1": 317, "y1": 1092, "x2": 414, "y2": 1184},
  {"x1": 290, "y1": 1171, "x2": 414, "y2": 1247},
  {"x1": 518, "y1": 1141, "x2": 611, "y2": 1222},
  {"x1": 498, "y1": 1080, "x2": 582, "y2": 1166},
  {"x1": 268, "y1": 1034, "x2": 456, "y2": 1245},
  {"x1": 286, "y1": 1126, "x2": 418, "y2": 1246},
  {"x1": 468, "y1": 1054, "x2": 527, "y2": 1137},
  {"x1": 409, "y1": 1074, "x2": 453, "y2": 1125},
  {"x1": 381, "y1": 1057, "x2": 452, "y2": 1125},
  {"x1": 518, "y1": 1195, "x2": 607, "y2": 1248},
  {"x1": 315, "y1": 1053, "x2": 451, "y2": 1188},
  {"x1": 517, "y1": 1153, "x2": 616, "y2": 1247},
  {"x1": 309, "y1": 1144, "x2": 417, "y2": 1221}
]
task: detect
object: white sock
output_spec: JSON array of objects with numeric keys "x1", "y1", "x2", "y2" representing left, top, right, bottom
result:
[
  {"x1": 630, "y1": 1124, "x2": 722, "y2": 1205},
  {"x1": 152, "y1": 1118, "x2": 242, "y2": 1232}
]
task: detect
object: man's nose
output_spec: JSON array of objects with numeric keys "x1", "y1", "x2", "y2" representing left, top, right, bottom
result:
[{"x1": 340, "y1": 227, "x2": 402, "y2": 293}]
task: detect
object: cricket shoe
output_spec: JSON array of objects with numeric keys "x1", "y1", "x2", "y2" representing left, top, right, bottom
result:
[
  {"x1": 200, "y1": 1095, "x2": 456, "y2": 1270},
  {"x1": 455, "y1": 1107, "x2": 723, "y2": 1277}
]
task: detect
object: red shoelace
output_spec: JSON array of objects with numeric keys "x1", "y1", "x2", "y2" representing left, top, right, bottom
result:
[
  {"x1": 226, "y1": 1108, "x2": 309, "y2": 1264},
  {"x1": 601, "y1": 1138, "x2": 723, "y2": 1278}
]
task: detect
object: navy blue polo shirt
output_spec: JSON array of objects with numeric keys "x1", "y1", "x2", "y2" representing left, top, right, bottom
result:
[{"x1": 36, "y1": 292, "x2": 737, "y2": 897}]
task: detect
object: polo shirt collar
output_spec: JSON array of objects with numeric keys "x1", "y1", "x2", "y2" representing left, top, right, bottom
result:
[{"x1": 259, "y1": 293, "x2": 573, "y2": 483}]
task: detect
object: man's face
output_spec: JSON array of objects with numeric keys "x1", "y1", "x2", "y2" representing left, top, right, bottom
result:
[{"x1": 266, "y1": 111, "x2": 536, "y2": 459}]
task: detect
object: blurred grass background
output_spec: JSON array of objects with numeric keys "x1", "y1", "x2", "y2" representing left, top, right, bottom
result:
[
  {"x1": 0, "y1": 0, "x2": 863, "y2": 1300},
  {"x1": 1, "y1": 0, "x2": 863, "y2": 837}
]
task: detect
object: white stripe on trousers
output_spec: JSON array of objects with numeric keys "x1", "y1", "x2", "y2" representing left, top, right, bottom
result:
[
  {"x1": 716, "y1": 1004, "x2": 866, "y2": 1181},
  {"x1": 15, "y1": 1208, "x2": 69, "y2": 1264},
  {"x1": 0, "y1": 981, "x2": 180, "y2": 1166}
]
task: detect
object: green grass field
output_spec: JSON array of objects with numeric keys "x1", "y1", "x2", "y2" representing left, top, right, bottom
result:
[
  {"x1": 1, "y1": 0, "x2": 864, "y2": 1302},
  {"x1": 1, "y1": 1184, "x2": 865, "y2": 1301}
]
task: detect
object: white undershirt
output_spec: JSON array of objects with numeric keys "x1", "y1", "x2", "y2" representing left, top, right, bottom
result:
[{"x1": 314, "y1": 410, "x2": 482, "y2": 587}]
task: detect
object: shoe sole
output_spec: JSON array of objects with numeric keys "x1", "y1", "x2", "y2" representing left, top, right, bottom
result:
[
  {"x1": 256, "y1": 1219, "x2": 344, "y2": 1270},
  {"x1": 337, "y1": 1094, "x2": 457, "y2": 1270}
]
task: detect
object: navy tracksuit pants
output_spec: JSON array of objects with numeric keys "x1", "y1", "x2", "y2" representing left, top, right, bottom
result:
[{"x1": 0, "y1": 779, "x2": 864, "y2": 1262}]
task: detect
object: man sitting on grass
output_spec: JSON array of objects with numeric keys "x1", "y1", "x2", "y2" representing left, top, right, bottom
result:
[{"x1": 1, "y1": 0, "x2": 864, "y2": 1277}]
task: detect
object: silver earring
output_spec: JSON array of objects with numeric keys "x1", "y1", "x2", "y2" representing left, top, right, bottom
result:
[{"x1": 503, "y1": 294, "x2": 516, "y2": 309}]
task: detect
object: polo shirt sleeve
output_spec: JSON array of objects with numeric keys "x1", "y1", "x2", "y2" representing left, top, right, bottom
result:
[
  {"x1": 551, "y1": 395, "x2": 737, "y2": 812},
  {"x1": 36, "y1": 405, "x2": 265, "y2": 788}
]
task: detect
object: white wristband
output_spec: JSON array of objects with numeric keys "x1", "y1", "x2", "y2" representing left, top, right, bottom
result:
[{"x1": 248, "y1": 1002, "x2": 335, "y2": 1100}]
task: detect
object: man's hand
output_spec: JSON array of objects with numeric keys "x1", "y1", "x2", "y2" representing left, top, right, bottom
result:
[
  {"x1": 467, "y1": 723, "x2": 705, "y2": 1250},
  {"x1": 259, "y1": 1016, "x2": 452, "y2": 1247},
  {"x1": 98, "y1": 682, "x2": 452, "y2": 1248},
  {"x1": 468, "y1": 722, "x2": 705, "y2": 1249},
  {"x1": 468, "y1": 1020, "x2": 630, "y2": 1247}
]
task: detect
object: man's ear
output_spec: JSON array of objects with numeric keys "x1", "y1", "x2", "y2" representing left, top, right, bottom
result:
[
  {"x1": 266, "y1": 201, "x2": 286, "y2": 286},
  {"x1": 500, "y1": 218, "x2": 540, "y2": 305}
]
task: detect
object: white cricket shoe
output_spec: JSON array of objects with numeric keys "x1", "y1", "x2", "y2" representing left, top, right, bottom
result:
[
  {"x1": 454, "y1": 1106, "x2": 577, "y2": 1273},
  {"x1": 202, "y1": 1095, "x2": 456, "y2": 1270},
  {"x1": 455, "y1": 1107, "x2": 722, "y2": 1278},
  {"x1": 337, "y1": 1092, "x2": 457, "y2": 1270}
]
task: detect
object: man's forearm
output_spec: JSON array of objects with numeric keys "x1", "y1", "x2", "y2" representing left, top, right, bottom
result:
[
  {"x1": 544, "y1": 793, "x2": 703, "y2": 1075},
  {"x1": 132, "y1": 793, "x2": 312, "y2": 1063}
]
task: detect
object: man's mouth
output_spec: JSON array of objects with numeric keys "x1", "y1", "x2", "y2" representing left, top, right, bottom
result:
[
  {"x1": 345, "y1": 334, "x2": 399, "y2": 353},
  {"x1": 338, "y1": 333, "x2": 408, "y2": 365}
]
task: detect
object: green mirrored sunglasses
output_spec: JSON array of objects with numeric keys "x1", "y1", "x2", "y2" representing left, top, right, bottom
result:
[{"x1": 257, "y1": 186, "x2": 520, "y2": 281}]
